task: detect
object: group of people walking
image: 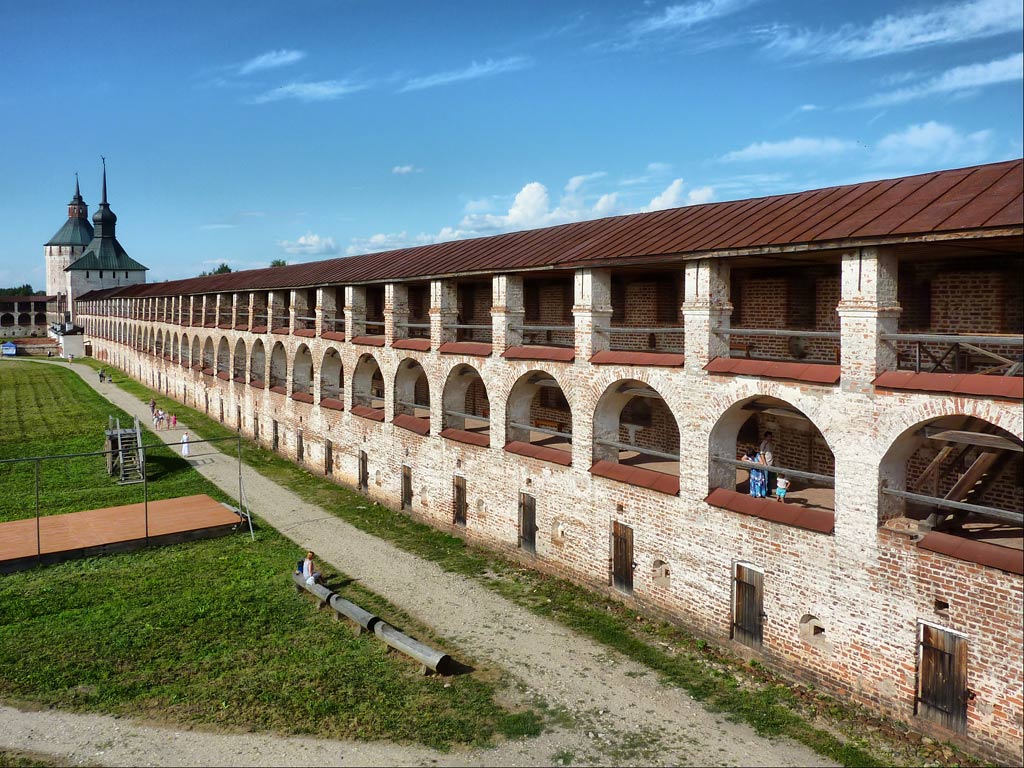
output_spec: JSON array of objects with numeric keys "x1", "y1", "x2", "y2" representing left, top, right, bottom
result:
[
  {"x1": 742, "y1": 431, "x2": 790, "y2": 502},
  {"x1": 148, "y1": 398, "x2": 176, "y2": 431}
]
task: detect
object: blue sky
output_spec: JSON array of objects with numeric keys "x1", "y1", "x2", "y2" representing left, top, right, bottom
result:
[{"x1": 2, "y1": 0, "x2": 1021, "y2": 287}]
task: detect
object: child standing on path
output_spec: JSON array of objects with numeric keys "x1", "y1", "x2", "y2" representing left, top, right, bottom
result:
[{"x1": 775, "y1": 475, "x2": 791, "y2": 502}]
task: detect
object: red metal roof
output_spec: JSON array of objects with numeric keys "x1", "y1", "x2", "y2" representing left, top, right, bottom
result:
[
  {"x1": 705, "y1": 488, "x2": 835, "y2": 534},
  {"x1": 79, "y1": 159, "x2": 1022, "y2": 300},
  {"x1": 504, "y1": 440, "x2": 572, "y2": 466},
  {"x1": 917, "y1": 531, "x2": 1023, "y2": 575},
  {"x1": 438, "y1": 341, "x2": 493, "y2": 357},
  {"x1": 590, "y1": 350, "x2": 685, "y2": 367},
  {"x1": 392, "y1": 338, "x2": 432, "y2": 352},
  {"x1": 873, "y1": 371, "x2": 1023, "y2": 401},
  {"x1": 440, "y1": 427, "x2": 490, "y2": 447},
  {"x1": 590, "y1": 460, "x2": 680, "y2": 495},
  {"x1": 704, "y1": 357, "x2": 841, "y2": 385},
  {"x1": 393, "y1": 413, "x2": 430, "y2": 435}
]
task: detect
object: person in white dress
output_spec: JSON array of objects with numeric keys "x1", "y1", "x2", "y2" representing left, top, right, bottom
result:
[{"x1": 181, "y1": 431, "x2": 190, "y2": 457}]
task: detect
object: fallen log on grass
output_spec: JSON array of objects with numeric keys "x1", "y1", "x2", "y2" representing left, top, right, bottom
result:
[{"x1": 292, "y1": 573, "x2": 450, "y2": 674}]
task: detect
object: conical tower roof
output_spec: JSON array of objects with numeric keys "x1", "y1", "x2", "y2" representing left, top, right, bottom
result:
[{"x1": 45, "y1": 174, "x2": 94, "y2": 247}]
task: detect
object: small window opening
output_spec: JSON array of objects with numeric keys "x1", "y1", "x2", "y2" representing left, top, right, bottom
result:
[{"x1": 934, "y1": 599, "x2": 950, "y2": 613}]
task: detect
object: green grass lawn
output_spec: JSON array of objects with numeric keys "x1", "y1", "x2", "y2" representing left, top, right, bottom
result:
[
  {"x1": 0, "y1": 361, "x2": 229, "y2": 521},
  {"x1": 0, "y1": 360, "x2": 539, "y2": 750}
]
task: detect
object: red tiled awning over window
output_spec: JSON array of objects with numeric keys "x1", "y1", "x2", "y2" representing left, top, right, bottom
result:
[
  {"x1": 393, "y1": 413, "x2": 430, "y2": 435},
  {"x1": 440, "y1": 427, "x2": 490, "y2": 447},
  {"x1": 504, "y1": 440, "x2": 572, "y2": 466},
  {"x1": 439, "y1": 341, "x2": 493, "y2": 357},
  {"x1": 590, "y1": 460, "x2": 679, "y2": 495},
  {"x1": 704, "y1": 357, "x2": 841, "y2": 385},
  {"x1": 503, "y1": 346, "x2": 575, "y2": 363},
  {"x1": 917, "y1": 531, "x2": 1024, "y2": 575},
  {"x1": 705, "y1": 488, "x2": 835, "y2": 534},
  {"x1": 873, "y1": 371, "x2": 1023, "y2": 401},
  {"x1": 590, "y1": 350, "x2": 684, "y2": 367}
]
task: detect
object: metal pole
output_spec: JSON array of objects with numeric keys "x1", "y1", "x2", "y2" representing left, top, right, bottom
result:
[
  {"x1": 35, "y1": 459, "x2": 41, "y2": 562},
  {"x1": 143, "y1": 446, "x2": 149, "y2": 545}
]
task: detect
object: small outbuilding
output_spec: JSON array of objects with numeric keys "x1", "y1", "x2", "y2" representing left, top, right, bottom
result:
[{"x1": 1, "y1": 341, "x2": 17, "y2": 357}]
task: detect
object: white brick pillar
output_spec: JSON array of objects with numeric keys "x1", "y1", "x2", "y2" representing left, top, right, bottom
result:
[
  {"x1": 386, "y1": 283, "x2": 409, "y2": 346},
  {"x1": 837, "y1": 247, "x2": 900, "y2": 393},
  {"x1": 683, "y1": 259, "x2": 732, "y2": 371},
  {"x1": 430, "y1": 279, "x2": 457, "y2": 348},
  {"x1": 289, "y1": 289, "x2": 301, "y2": 334},
  {"x1": 315, "y1": 287, "x2": 332, "y2": 337},
  {"x1": 492, "y1": 274, "x2": 524, "y2": 353},
  {"x1": 343, "y1": 286, "x2": 363, "y2": 341},
  {"x1": 573, "y1": 268, "x2": 612, "y2": 361}
]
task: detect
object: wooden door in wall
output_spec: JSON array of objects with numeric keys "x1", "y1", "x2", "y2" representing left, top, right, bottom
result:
[
  {"x1": 324, "y1": 439, "x2": 333, "y2": 476},
  {"x1": 358, "y1": 450, "x2": 368, "y2": 491},
  {"x1": 453, "y1": 476, "x2": 467, "y2": 526},
  {"x1": 272, "y1": 420, "x2": 279, "y2": 452},
  {"x1": 732, "y1": 563, "x2": 764, "y2": 647},
  {"x1": 916, "y1": 623, "x2": 968, "y2": 733},
  {"x1": 518, "y1": 492, "x2": 536, "y2": 554},
  {"x1": 401, "y1": 466, "x2": 412, "y2": 510},
  {"x1": 612, "y1": 521, "x2": 634, "y2": 594},
  {"x1": 296, "y1": 429, "x2": 304, "y2": 462}
]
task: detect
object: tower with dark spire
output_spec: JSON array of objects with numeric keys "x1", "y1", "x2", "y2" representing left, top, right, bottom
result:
[
  {"x1": 64, "y1": 159, "x2": 148, "y2": 320},
  {"x1": 45, "y1": 174, "x2": 95, "y2": 298}
]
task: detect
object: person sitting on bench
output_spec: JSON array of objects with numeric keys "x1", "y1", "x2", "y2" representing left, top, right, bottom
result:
[{"x1": 301, "y1": 551, "x2": 323, "y2": 586}]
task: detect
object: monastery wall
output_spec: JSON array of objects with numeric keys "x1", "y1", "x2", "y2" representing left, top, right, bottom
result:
[{"x1": 83, "y1": 290, "x2": 1024, "y2": 761}]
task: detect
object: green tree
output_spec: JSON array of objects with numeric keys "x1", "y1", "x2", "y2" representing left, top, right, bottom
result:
[
  {"x1": 0, "y1": 284, "x2": 37, "y2": 297},
  {"x1": 198, "y1": 263, "x2": 232, "y2": 277},
  {"x1": 269, "y1": 259, "x2": 287, "y2": 267}
]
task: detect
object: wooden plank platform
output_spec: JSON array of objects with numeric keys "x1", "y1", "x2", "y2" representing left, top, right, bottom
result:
[{"x1": 0, "y1": 494, "x2": 242, "y2": 573}]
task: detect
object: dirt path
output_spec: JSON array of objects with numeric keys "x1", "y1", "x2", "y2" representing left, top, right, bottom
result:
[{"x1": 2, "y1": 360, "x2": 834, "y2": 767}]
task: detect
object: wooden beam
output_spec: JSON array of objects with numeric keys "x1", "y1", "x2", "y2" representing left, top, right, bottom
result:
[
  {"x1": 921, "y1": 428, "x2": 1023, "y2": 452},
  {"x1": 944, "y1": 451, "x2": 1003, "y2": 503},
  {"x1": 882, "y1": 488, "x2": 1022, "y2": 526},
  {"x1": 911, "y1": 445, "x2": 955, "y2": 493}
]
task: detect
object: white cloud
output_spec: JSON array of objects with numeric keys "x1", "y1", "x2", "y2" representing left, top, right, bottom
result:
[
  {"x1": 278, "y1": 232, "x2": 340, "y2": 255},
  {"x1": 249, "y1": 79, "x2": 367, "y2": 104},
  {"x1": 873, "y1": 121, "x2": 993, "y2": 167},
  {"x1": 862, "y1": 52, "x2": 1023, "y2": 107},
  {"x1": 400, "y1": 56, "x2": 532, "y2": 92},
  {"x1": 630, "y1": 0, "x2": 757, "y2": 36},
  {"x1": 238, "y1": 49, "x2": 306, "y2": 76},
  {"x1": 346, "y1": 169, "x2": 714, "y2": 255},
  {"x1": 392, "y1": 165, "x2": 423, "y2": 174},
  {"x1": 762, "y1": 0, "x2": 1023, "y2": 61},
  {"x1": 722, "y1": 137, "x2": 858, "y2": 162}
]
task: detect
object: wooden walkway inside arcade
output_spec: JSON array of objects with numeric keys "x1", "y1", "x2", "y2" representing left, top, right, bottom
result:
[{"x1": 0, "y1": 494, "x2": 243, "y2": 573}]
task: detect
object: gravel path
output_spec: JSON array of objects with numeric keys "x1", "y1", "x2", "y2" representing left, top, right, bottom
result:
[{"x1": 2, "y1": 360, "x2": 834, "y2": 767}]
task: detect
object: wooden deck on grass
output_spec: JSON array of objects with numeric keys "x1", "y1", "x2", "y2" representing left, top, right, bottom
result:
[{"x1": 0, "y1": 494, "x2": 242, "y2": 573}]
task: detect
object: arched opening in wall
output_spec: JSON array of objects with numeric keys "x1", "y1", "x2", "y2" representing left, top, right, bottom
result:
[
  {"x1": 441, "y1": 364, "x2": 490, "y2": 446},
  {"x1": 17, "y1": 313, "x2": 30, "y2": 326},
  {"x1": 393, "y1": 359, "x2": 430, "y2": 434},
  {"x1": 154, "y1": 330, "x2": 164, "y2": 358},
  {"x1": 172, "y1": 333, "x2": 180, "y2": 363},
  {"x1": 34, "y1": 313, "x2": 46, "y2": 325},
  {"x1": 292, "y1": 345, "x2": 313, "y2": 401},
  {"x1": 319, "y1": 348, "x2": 344, "y2": 409},
  {"x1": 202, "y1": 338, "x2": 215, "y2": 375},
  {"x1": 180, "y1": 334, "x2": 190, "y2": 366},
  {"x1": 216, "y1": 337, "x2": 230, "y2": 379},
  {"x1": 879, "y1": 416, "x2": 1022, "y2": 551},
  {"x1": 708, "y1": 396, "x2": 836, "y2": 531},
  {"x1": 164, "y1": 331, "x2": 173, "y2": 360},
  {"x1": 352, "y1": 354, "x2": 385, "y2": 420},
  {"x1": 591, "y1": 379, "x2": 680, "y2": 495},
  {"x1": 191, "y1": 336, "x2": 201, "y2": 370},
  {"x1": 0, "y1": 314, "x2": 13, "y2": 328},
  {"x1": 141, "y1": 328, "x2": 149, "y2": 354},
  {"x1": 505, "y1": 370, "x2": 572, "y2": 466},
  {"x1": 269, "y1": 342, "x2": 288, "y2": 393},
  {"x1": 249, "y1": 339, "x2": 266, "y2": 388},
  {"x1": 233, "y1": 339, "x2": 246, "y2": 382}
]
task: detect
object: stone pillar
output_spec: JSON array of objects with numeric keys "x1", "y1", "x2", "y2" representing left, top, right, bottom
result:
[
  {"x1": 430, "y1": 279, "x2": 457, "y2": 348},
  {"x1": 573, "y1": 268, "x2": 612, "y2": 361},
  {"x1": 345, "y1": 286, "x2": 366, "y2": 339},
  {"x1": 289, "y1": 289, "x2": 302, "y2": 334},
  {"x1": 683, "y1": 259, "x2": 732, "y2": 371},
  {"x1": 315, "y1": 287, "x2": 329, "y2": 336},
  {"x1": 837, "y1": 247, "x2": 900, "y2": 393},
  {"x1": 386, "y1": 283, "x2": 409, "y2": 346},
  {"x1": 492, "y1": 274, "x2": 524, "y2": 353}
]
